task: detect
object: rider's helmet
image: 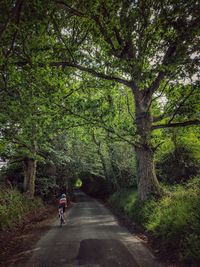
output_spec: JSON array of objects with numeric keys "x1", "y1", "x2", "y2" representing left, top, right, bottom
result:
[{"x1": 61, "y1": 193, "x2": 66, "y2": 198}]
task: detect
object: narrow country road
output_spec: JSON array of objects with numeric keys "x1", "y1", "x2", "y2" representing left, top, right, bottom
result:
[{"x1": 20, "y1": 191, "x2": 163, "y2": 267}]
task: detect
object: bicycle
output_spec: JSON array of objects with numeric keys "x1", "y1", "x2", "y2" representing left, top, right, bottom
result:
[{"x1": 58, "y1": 208, "x2": 65, "y2": 227}]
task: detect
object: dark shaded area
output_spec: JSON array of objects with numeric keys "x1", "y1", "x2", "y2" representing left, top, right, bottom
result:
[
  {"x1": 157, "y1": 145, "x2": 200, "y2": 184},
  {"x1": 81, "y1": 172, "x2": 110, "y2": 197},
  {"x1": 77, "y1": 238, "x2": 139, "y2": 267},
  {"x1": 73, "y1": 189, "x2": 88, "y2": 202},
  {"x1": 0, "y1": 205, "x2": 57, "y2": 267},
  {"x1": 0, "y1": 163, "x2": 23, "y2": 190}
]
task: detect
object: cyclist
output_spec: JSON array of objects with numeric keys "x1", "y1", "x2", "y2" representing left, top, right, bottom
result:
[{"x1": 58, "y1": 193, "x2": 67, "y2": 223}]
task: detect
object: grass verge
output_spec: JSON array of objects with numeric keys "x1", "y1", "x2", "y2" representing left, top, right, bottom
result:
[
  {"x1": 108, "y1": 177, "x2": 200, "y2": 265},
  {"x1": 0, "y1": 187, "x2": 43, "y2": 230}
]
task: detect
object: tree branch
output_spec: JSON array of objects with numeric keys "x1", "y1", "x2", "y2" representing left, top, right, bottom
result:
[
  {"x1": 153, "y1": 113, "x2": 172, "y2": 123},
  {"x1": 10, "y1": 158, "x2": 24, "y2": 164},
  {"x1": 152, "y1": 119, "x2": 200, "y2": 130},
  {"x1": 15, "y1": 61, "x2": 132, "y2": 86},
  {"x1": 57, "y1": 104, "x2": 138, "y2": 147},
  {"x1": 167, "y1": 87, "x2": 196, "y2": 124},
  {"x1": 148, "y1": 71, "x2": 165, "y2": 95},
  {"x1": 56, "y1": 1, "x2": 85, "y2": 17},
  {"x1": 0, "y1": 0, "x2": 25, "y2": 41},
  {"x1": 146, "y1": 78, "x2": 171, "y2": 116},
  {"x1": 52, "y1": 18, "x2": 76, "y2": 63},
  {"x1": 92, "y1": 15, "x2": 118, "y2": 56},
  {"x1": 148, "y1": 44, "x2": 177, "y2": 95},
  {"x1": 153, "y1": 86, "x2": 197, "y2": 123},
  {"x1": 125, "y1": 92, "x2": 135, "y2": 121}
]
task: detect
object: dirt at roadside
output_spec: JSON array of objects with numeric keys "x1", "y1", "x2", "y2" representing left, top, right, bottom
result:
[{"x1": 0, "y1": 205, "x2": 57, "y2": 267}]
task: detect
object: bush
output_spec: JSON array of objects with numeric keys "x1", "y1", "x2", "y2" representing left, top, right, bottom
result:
[
  {"x1": 108, "y1": 177, "x2": 200, "y2": 263},
  {"x1": 35, "y1": 176, "x2": 58, "y2": 200},
  {"x1": 0, "y1": 163, "x2": 23, "y2": 189},
  {"x1": 109, "y1": 190, "x2": 136, "y2": 213},
  {"x1": 0, "y1": 187, "x2": 43, "y2": 230},
  {"x1": 146, "y1": 185, "x2": 200, "y2": 261},
  {"x1": 109, "y1": 189, "x2": 157, "y2": 225},
  {"x1": 157, "y1": 144, "x2": 200, "y2": 184}
]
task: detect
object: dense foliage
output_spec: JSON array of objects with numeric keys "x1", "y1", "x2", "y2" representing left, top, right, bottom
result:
[
  {"x1": 0, "y1": 187, "x2": 42, "y2": 230},
  {"x1": 0, "y1": 0, "x2": 199, "y2": 199},
  {"x1": 0, "y1": 1, "x2": 199, "y2": 263},
  {"x1": 109, "y1": 176, "x2": 200, "y2": 263}
]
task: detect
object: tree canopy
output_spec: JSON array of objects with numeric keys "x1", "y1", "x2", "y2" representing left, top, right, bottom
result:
[{"x1": 0, "y1": 0, "x2": 199, "y2": 199}]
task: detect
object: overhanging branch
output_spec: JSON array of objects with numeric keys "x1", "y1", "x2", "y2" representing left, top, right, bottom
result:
[
  {"x1": 56, "y1": 1, "x2": 85, "y2": 17},
  {"x1": 167, "y1": 87, "x2": 196, "y2": 124},
  {"x1": 15, "y1": 61, "x2": 131, "y2": 87},
  {"x1": 57, "y1": 104, "x2": 138, "y2": 147},
  {"x1": 153, "y1": 113, "x2": 172, "y2": 122},
  {"x1": 152, "y1": 119, "x2": 200, "y2": 130}
]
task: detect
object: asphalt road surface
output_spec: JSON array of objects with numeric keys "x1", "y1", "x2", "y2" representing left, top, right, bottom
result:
[{"x1": 21, "y1": 191, "x2": 163, "y2": 267}]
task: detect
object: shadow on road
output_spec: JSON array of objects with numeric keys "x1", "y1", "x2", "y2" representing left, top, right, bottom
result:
[{"x1": 77, "y1": 238, "x2": 139, "y2": 267}]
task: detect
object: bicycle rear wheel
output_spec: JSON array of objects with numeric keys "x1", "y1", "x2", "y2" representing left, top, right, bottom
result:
[{"x1": 60, "y1": 213, "x2": 64, "y2": 227}]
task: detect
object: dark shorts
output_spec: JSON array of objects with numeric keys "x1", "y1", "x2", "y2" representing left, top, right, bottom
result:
[{"x1": 58, "y1": 204, "x2": 65, "y2": 213}]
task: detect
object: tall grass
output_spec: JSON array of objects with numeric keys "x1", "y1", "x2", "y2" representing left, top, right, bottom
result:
[
  {"x1": 108, "y1": 176, "x2": 200, "y2": 263},
  {"x1": 0, "y1": 187, "x2": 43, "y2": 230}
]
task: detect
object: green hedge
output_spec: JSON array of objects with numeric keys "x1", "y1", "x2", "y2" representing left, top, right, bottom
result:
[
  {"x1": 108, "y1": 177, "x2": 200, "y2": 263},
  {"x1": 0, "y1": 187, "x2": 43, "y2": 230}
]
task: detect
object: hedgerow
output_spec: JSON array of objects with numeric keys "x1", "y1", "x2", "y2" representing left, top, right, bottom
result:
[
  {"x1": 108, "y1": 176, "x2": 200, "y2": 263},
  {"x1": 0, "y1": 187, "x2": 42, "y2": 230}
]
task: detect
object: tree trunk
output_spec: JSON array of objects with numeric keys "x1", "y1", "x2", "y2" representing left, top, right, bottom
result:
[
  {"x1": 135, "y1": 145, "x2": 162, "y2": 200},
  {"x1": 23, "y1": 156, "x2": 36, "y2": 198},
  {"x1": 134, "y1": 90, "x2": 163, "y2": 200},
  {"x1": 97, "y1": 148, "x2": 108, "y2": 179},
  {"x1": 107, "y1": 142, "x2": 120, "y2": 191}
]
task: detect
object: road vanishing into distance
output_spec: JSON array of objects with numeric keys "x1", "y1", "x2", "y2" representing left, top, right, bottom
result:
[{"x1": 20, "y1": 191, "x2": 164, "y2": 267}]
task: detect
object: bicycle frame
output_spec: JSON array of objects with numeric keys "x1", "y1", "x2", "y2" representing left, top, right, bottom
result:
[{"x1": 58, "y1": 208, "x2": 65, "y2": 227}]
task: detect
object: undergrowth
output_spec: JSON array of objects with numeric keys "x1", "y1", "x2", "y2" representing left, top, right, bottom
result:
[
  {"x1": 108, "y1": 176, "x2": 200, "y2": 264},
  {"x1": 0, "y1": 187, "x2": 43, "y2": 230}
]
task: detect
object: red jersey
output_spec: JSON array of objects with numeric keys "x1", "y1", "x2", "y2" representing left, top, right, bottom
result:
[{"x1": 59, "y1": 197, "x2": 67, "y2": 206}]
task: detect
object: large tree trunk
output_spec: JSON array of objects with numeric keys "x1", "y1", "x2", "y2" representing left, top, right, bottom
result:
[
  {"x1": 23, "y1": 156, "x2": 36, "y2": 198},
  {"x1": 134, "y1": 90, "x2": 163, "y2": 200},
  {"x1": 135, "y1": 145, "x2": 162, "y2": 200}
]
